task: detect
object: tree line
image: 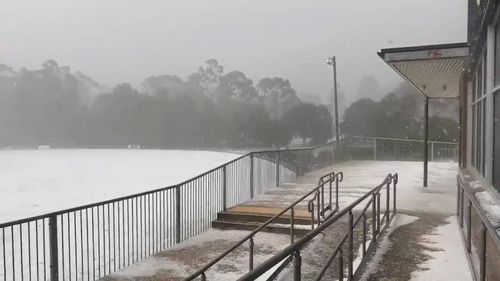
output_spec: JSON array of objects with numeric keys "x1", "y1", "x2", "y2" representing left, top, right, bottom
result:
[
  {"x1": 0, "y1": 59, "x2": 332, "y2": 148},
  {"x1": 0, "y1": 59, "x2": 458, "y2": 149}
]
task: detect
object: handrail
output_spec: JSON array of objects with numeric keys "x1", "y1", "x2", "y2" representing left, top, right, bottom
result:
[
  {"x1": 238, "y1": 173, "x2": 398, "y2": 281},
  {"x1": 185, "y1": 171, "x2": 343, "y2": 280}
]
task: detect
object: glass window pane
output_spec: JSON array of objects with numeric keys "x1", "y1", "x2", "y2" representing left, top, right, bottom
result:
[
  {"x1": 494, "y1": 93, "x2": 500, "y2": 191},
  {"x1": 477, "y1": 102, "x2": 482, "y2": 170},
  {"x1": 482, "y1": 100, "x2": 487, "y2": 176},
  {"x1": 496, "y1": 24, "x2": 500, "y2": 85},
  {"x1": 472, "y1": 104, "x2": 476, "y2": 168}
]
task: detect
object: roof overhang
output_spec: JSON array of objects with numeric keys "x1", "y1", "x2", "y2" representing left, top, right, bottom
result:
[{"x1": 378, "y1": 43, "x2": 469, "y2": 99}]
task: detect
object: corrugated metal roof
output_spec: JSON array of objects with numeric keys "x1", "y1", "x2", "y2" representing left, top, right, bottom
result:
[{"x1": 378, "y1": 43, "x2": 469, "y2": 99}]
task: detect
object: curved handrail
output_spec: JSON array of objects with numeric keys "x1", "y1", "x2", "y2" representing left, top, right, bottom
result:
[
  {"x1": 185, "y1": 171, "x2": 344, "y2": 280},
  {"x1": 237, "y1": 173, "x2": 398, "y2": 281}
]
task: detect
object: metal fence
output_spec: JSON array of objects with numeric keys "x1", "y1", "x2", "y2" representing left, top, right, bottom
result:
[
  {"x1": 347, "y1": 136, "x2": 458, "y2": 162},
  {"x1": 238, "y1": 173, "x2": 399, "y2": 281},
  {"x1": 457, "y1": 175, "x2": 500, "y2": 281},
  {"x1": 186, "y1": 171, "x2": 343, "y2": 280},
  {"x1": 0, "y1": 136, "x2": 457, "y2": 281}
]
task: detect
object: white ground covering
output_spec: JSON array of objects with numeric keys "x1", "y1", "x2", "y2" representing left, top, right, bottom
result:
[
  {"x1": 105, "y1": 160, "x2": 472, "y2": 280},
  {"x1": 411, "y1": 216, "x2": 473, "y2": 281},
  {"x1": 112, "y1": 229, "x2": 290, "y2": 281},
  {"x1": 337, "y1": 160, "x2": 459, "y2": 214},
  {"x1": 359, "y1": 214, "x2": 419, "y2": 281},
  {"x1": 0, "y1": 149, "x2": 239, "y2": 223},
  {"x1": 475, "y1": 191, "x2": 500, "y2": 227}
]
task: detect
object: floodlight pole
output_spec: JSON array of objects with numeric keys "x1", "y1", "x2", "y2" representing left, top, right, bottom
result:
[
  {"x1": 331, "y1": 56, "x2": 340, "y2": 142},
  {"x1": 423, "y1": 96, "x2": 429, "y2": 188}
]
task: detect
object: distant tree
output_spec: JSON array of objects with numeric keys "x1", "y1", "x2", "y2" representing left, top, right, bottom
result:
[
  {"x1": 282, "y1": 103, "x2": 332, "y2": 145},
  {"x1": 217, "y1": 71, "x2": 258, "y2": 102},
  {"x1": 256, "y1": 77, "x2": 300, "y2": 119},
  {"x1": 142, "y1": 75, "x2": 190, "y2": 97},
  {"x1": 188, "y1": 59, "x2": 223, "y2": 98},
  {"x1": 356, "y1": 75, "x2": 383, "y2": 100},
  {"x1": 428, "y1": 116, "x2": 459, "y2": 142}
]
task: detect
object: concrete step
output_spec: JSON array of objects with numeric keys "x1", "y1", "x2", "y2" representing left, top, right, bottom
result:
[
  {"x1": 216, "y1": 211, "x2": 313, "y2": 225},
  {"x1": 211, "y1": 220, "x2": 311, "y2": 236}
]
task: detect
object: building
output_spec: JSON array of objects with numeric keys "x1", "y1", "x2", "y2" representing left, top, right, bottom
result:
[{"x1": 378, "y1": 1, "x2": 500, "y2": 280}]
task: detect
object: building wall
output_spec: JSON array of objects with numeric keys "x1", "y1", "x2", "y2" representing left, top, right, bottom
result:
[{"x1": 466, "y1": 0, "x2": 500, "y2": 197}]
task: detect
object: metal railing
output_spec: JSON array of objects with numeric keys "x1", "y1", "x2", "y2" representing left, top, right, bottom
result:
[
  {"x1": 457, "y1": 174, "x2": 500, "y2": 281},
  {"x1": 0, "y1": 143, "x2": 339, "y2": 281},
  {"x1": 0, "y1": 136, "x2": 452, "y2": 281},
  {"x1": 348, "y1": 136, "x2": 459, "y2": 162},
  {"x1": 237, "y1": 173, "x2": 398, "y2": 281},
  {"x1": 186, "y1": 171, "x2": 343, "y2": 280}
]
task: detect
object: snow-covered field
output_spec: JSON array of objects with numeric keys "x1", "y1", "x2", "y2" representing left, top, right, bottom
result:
[{"x1": 0, "y1": 149, "x2": 239, "y2": 223}]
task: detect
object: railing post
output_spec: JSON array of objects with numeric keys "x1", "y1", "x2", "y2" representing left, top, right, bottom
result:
[
  {"x1": 175, "y1": 185, "x2": 181, "y2": 243},
  {"x1": 249, "y1": 236, "x2": 254, "y2": 271},
  {"x1": 479, "y1": 222, "x2": 487, "y2": 281},
  {"x1": 290, "y1": 208, "x2": 295, "y2": 244},
  {"x1": 376, "y1": 193, "x2": 381, "y2": 234},
  {"x1": 466, "y1": 200, "x2": 472, "y2": 253},
  {"x1": 430, "y1": 141, "x2": 434, "y2": 162},
  {"x1": 372, "y1": 194, "x2": 377, "y2": 242},
  {"x1": 250, "y1": 154, "x2": 254, "y2": 199},
  {"x1": 386, "y1": 183, "x2": 390, "y2": 224},
  {"x1": 295, "y1": 151, "x2": 299, "y2": 178},
  {"x1": 223, "y1": 165, "x2": 227, "y2": 211},
  {"x1": 338, "y1": 249, "x2": 344, "y2": 281},
  {"x1": 49, "y1": 215, "x2": 59, "y2": 281},
  {"x1": 347, "y1": 211, "x2": 354, "y2": 281},
  {"x1": 293, "y1": 251, "x2": 301, "y2": 281},
  {"x1": 393, "y1": 179, "x2": 397, "y2": 215},
  {"x1": 362, "y1": 214, "x2": 367, "y2": 257},
  {"x1": 276, "y1": 151, "x2": 280, "y2": 187}
]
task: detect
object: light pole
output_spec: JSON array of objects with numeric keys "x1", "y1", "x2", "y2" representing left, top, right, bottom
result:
[{"x1": 327, "y1": 56, "x2": 340, "y2": 142}]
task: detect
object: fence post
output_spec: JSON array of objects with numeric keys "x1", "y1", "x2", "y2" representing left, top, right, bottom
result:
[
  {"x1": 295, "y1": 151, "x2": 299, "y2": 178},
  {"x1": 373, "y1": 138, "x2": 377, "y2": 160},
  {"x1": 430, "y1": 141, "x2": 434, "y2": 162},
  {"x1": 223, "y1": 166, "x2": 227, "y2": 211},
  {"x1": 372, "y1": 194, "x2": 377, "y2": 242},
  {"x1": 276, "y1": 151, "x2": 280, "y2": 187},
  {"x1": 175, "y1": 185, "x2": 181, "y2": 243},
  {"x1": 347, "y1": 211, "x2": 354, "y2": 281},
  {"x1": 293, "y1": 251, "x2": 301, "y2": 281},
  {"x1": 250, "y1": 154, "x2": 254, "y2": 199},
  {"x1": 49, "y1": 215, "x2": 59, "y2": 281}
]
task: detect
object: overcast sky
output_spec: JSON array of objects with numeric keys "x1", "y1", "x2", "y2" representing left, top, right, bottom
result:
[{"x1": 1, "y1": 0, "x2": 467, "y2": 104}]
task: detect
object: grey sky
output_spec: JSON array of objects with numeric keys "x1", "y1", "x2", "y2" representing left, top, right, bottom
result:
[{"x1": 1, "y1": 0, "x2": 467, "y2": 105}]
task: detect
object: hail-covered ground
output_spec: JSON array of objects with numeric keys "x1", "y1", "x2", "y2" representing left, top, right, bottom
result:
[
  {"x1": 101, "y1": 160, "x2": 474, "y2": 281},
  {"x1": 0, "y1": 149, "x2": 239, "y2": 223}
]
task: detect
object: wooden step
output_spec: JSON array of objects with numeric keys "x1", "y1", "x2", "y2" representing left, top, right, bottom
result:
[
  {"x1": 211, "y1": 220, "x2": 311, "y2": 236},
  {"x1": 216, "y1": 211, "x2": 312, "y2": 225}
]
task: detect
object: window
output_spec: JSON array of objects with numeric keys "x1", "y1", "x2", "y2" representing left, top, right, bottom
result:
[
  {"x1": 495, "y1": 24, "x2": 500, "y2": 85},
  {"x1": 471, "y1": 53, "x2": 487, "y2": 176},
  {"x1": 494, "y1": 92, "x2": 500, "y2": 192}
]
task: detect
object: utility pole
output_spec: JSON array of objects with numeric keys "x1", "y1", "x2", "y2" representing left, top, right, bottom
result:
[{"x1": 327, "y1": 56, "x2": 340, "y2": 141}]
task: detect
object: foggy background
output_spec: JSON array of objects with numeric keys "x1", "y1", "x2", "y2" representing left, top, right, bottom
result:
[
  {"x1": 0, "y1": 0, "x2": 467, "y2": 148},
  {"x1": 1, "y1": 0, "x2": 467, "y2": 105}
]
